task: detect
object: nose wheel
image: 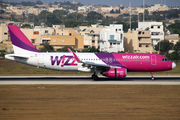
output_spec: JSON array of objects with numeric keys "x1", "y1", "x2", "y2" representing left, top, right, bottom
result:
[{"x1": 151, "y1": 72, "x2": 154, "y2": 80}]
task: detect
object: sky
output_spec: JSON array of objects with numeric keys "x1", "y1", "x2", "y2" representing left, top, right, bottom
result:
[{"x1": 8, "y1": 0, "x2": 180, "y2": 7}]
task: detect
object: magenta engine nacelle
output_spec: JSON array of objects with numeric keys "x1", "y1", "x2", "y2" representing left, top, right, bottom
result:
[{"x1": 103, "y1": 68, "x2": 127, "y2": 78}]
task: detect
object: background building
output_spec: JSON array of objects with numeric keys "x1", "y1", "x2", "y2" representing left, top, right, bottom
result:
[
  {"x1": 165, "y1": 34, "x2": 179, "y2": 45},
  {"x1": 99, "y1": 24, "x2": 124, "y2": 52},
  {"x1": 137, "y1": 22, "x2": 164, "y2": 46},
  {"x1": 31, "y1": 26, "x2": 83, "y2": 51},
  {"x1": 124, "y1": 29, "x2": 154, "y2": 53},
  {"x1": 79, "y1": 24, "x2": 107, "y2": 49},
  {"x1": 0, "y1": 23, "x2": 8, "y2": 42}
]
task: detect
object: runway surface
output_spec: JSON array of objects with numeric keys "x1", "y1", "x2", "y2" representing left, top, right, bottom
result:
[{"x1": 1, "y1": 75, "x2": 180, "y2": 85}]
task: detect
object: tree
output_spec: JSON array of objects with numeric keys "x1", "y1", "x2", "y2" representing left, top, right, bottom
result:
[
  {"x1": 87, "y1": 22, "x2": 96, "y2": 26},
  {"x1": 20, "y1": 1, "x2": 36, "y2": 6},
  {"x1": 110, "y1": 9, "x2": 115, "y2": 13},
  {"x1": 116, "y1": 15, "x2": 123, "y2": 22},
  {"x1": 22, "y1": 12, "x2": 26, "y2": 22},
  {"x1": 46, "y1": 18, "x2": 62, "y2": 27},
  {"x1": 36, "y1": 0, "x2": 43, "y2": 5},
  {"x1": 86, "y1": 11, "x2": 103, "y2": 22},
  {"x1": 49, "y1": 3, "x2": 53, "y2": 7},
  {"x1": 101, "y1": 16, "x2": 115, "y2": 25},
  {"x1": 39, "y1": 10, "x2": 48, "y2": 20},
  {"x1": 53, "y1": 10, "x2": 68, "y2": 20},
  {"x1": 167, "y1": 13, "x2": 179, "y2": 19},
  {"x1": 66, "y1": 13, "x2": 83, "y2": 21},
  {"x1": 10, "y1": 14, "x2": 18, "y2": 22},
  {"x1": 131, "y1": 22, "x2": 138, "y2": 30},
  {"x1": 174, "y1": 41, "x2": 180, "y2": 52},
  {"x1": 166, "y1": 51, "x2": 180, "y2": 62},
  {"x1": 53, "y1": 10, "x2": 68, "y2": 15},
  {"x1": 0, "y1": 10, "x2": 5, "y2": 14},
  {"x1": 47, "y1": 12, "x2": 56, "y2": 20},
  {"x1": 57, "y1": 46, "x2": 75, "y2": 52},
  {"x1": 65, "y1": 21, "x2": 79, "y2": 27},
  {"x1": 0, "y1": 50, "x2": 5, "y2": 57},
  {"x1": 40, "y1": 43, "x2": 54, "y2": 52},
  {"x1": 154, "y1": 40, "x2": 173, "y2": 53},
  {"x1": 82, "y1": 47, "x2": 100, "y2": 52},
  {"x1": 131, "y1": 15, "x2": 138, "y2": 22},
  {"x1": 54, "y1": 1, "x2": 58, "y2": 5},
  {"x1": 167, "y1": 23, "x2": 180, "y2": 35}
]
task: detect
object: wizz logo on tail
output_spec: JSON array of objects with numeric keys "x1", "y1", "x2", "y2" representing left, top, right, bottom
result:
[{"x1": 51, "y1": 55, "x2": 77, "y2": 67}]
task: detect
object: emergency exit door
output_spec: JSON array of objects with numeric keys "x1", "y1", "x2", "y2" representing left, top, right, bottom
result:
[{"x1": 151, "y1": 55, "x2": 156, "y2": 65}]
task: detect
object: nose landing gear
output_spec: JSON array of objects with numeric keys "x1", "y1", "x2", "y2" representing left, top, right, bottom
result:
[{"x1": 151, "y1": 72, "x2": 154, "y2": 80}]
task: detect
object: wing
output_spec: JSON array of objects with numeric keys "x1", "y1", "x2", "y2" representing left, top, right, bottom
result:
[
  {"x1": 85, "y1": 61, "x2": 110, "y2": 68},
  {"x1": 69, "y1": 48, "x2": 110, "y2": 70}
]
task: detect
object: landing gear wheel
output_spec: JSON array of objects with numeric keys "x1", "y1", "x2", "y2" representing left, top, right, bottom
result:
[
  {"x1": 92, "y1": 74, "x2": 95, "y2": 79},
  {"x1": 93, "y1": 75, "x2": 99, "y2": 81},
  {"x1": 151, "y1": 72, "x2": 154, "y2": 80}
]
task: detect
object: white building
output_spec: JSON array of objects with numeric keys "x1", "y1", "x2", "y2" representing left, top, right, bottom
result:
[
  {"x1": 78, "y1": 5, "x2": 96, "y2": 13},
  {"x1": 137, "y1": 22, "x2": 164, "y2": 46},
  {"x1": 99, "y1": 24, "x2": 124, "y2": 52}
]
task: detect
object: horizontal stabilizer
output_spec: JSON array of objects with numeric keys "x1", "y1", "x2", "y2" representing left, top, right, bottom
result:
[{"x1": 6, "y1": 54, "x2": 29, "y2": 59}]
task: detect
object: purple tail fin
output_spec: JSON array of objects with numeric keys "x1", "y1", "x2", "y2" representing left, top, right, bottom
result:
[{"x1": 8, "y1": 25, "x2": 40, "y2": 53}]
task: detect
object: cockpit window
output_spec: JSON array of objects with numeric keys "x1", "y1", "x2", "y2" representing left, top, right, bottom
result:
[{"x1": 162, "y1": 58, "x2": 170, "y2": 61}]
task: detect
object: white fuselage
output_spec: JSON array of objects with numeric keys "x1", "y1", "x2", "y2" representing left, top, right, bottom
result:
[{"x1": 5, "y1": 52, "x2": 105, "y2": 72}]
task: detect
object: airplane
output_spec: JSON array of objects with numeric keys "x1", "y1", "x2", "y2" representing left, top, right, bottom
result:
[{"x1": 5, "y1": 25, "x2": 176, "y2": 80}]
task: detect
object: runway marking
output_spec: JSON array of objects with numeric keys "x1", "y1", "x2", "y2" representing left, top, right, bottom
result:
[{"x1": 0, "y1": 75, "x2": 180, "y2": 85}]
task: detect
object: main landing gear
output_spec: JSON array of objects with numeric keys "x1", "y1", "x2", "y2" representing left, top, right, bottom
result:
[
  {"x1": 92, "y1": 73, "x2": 99, "y2": 81},
  {"x1": 151, "y1": 72, "x2": 154, "y2": 80}
]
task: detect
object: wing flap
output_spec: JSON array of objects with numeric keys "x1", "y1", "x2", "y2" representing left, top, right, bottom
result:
[{"x1": 85, "y1": 61, "x2": 110, "y2": 68}]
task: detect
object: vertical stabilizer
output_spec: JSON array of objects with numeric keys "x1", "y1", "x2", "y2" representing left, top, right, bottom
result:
[{"x1": 8, "y1": 25, "x2": 41, "y2": 54}]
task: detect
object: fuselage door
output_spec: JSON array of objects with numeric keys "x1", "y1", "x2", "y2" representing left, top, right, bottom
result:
[
  {"x1": 37, "y1": 54, "x2": 44, "y2": 68},
  {"x1": 151, "y1": 55, "x2": 156, "y2": 65}
]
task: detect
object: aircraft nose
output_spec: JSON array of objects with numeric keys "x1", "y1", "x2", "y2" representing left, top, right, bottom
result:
[{"x1": 172, "y1": 62, "x2": 176, "y2": 69}]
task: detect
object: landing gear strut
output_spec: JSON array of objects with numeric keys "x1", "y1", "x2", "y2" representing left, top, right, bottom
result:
[
  {"x1": 92, "y1": 72, "x2": 99, "y2": 81},
  {"x1": 151, "y1": 72, "x2": 154, "y2": 80}
]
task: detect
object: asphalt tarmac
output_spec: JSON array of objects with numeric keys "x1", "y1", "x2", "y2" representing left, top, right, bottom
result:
[{"x1": 0, "y1": 75, "x2": 180, "y2": 85}]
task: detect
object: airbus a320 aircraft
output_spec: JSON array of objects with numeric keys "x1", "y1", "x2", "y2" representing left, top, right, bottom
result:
[{"x1": 5, "y1": 25, "x2": 176, "y2": 80}]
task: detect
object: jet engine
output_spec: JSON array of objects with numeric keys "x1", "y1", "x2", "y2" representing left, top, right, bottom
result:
[{"x1": 102, "y1": 68, "x2": 127, "y2": 78}]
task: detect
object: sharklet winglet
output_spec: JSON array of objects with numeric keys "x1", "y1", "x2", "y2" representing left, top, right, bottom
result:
[
  {"x1": 72, "y1": 51, "x2": 80, "y2": 62},
  {"x1": 67, "y1": 48, "x2": 72, "y2": 53}
]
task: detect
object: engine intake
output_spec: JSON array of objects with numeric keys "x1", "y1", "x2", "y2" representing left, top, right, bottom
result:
[{"x1": 102, "y1": 68, "x2": 127, "y2": 78}]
